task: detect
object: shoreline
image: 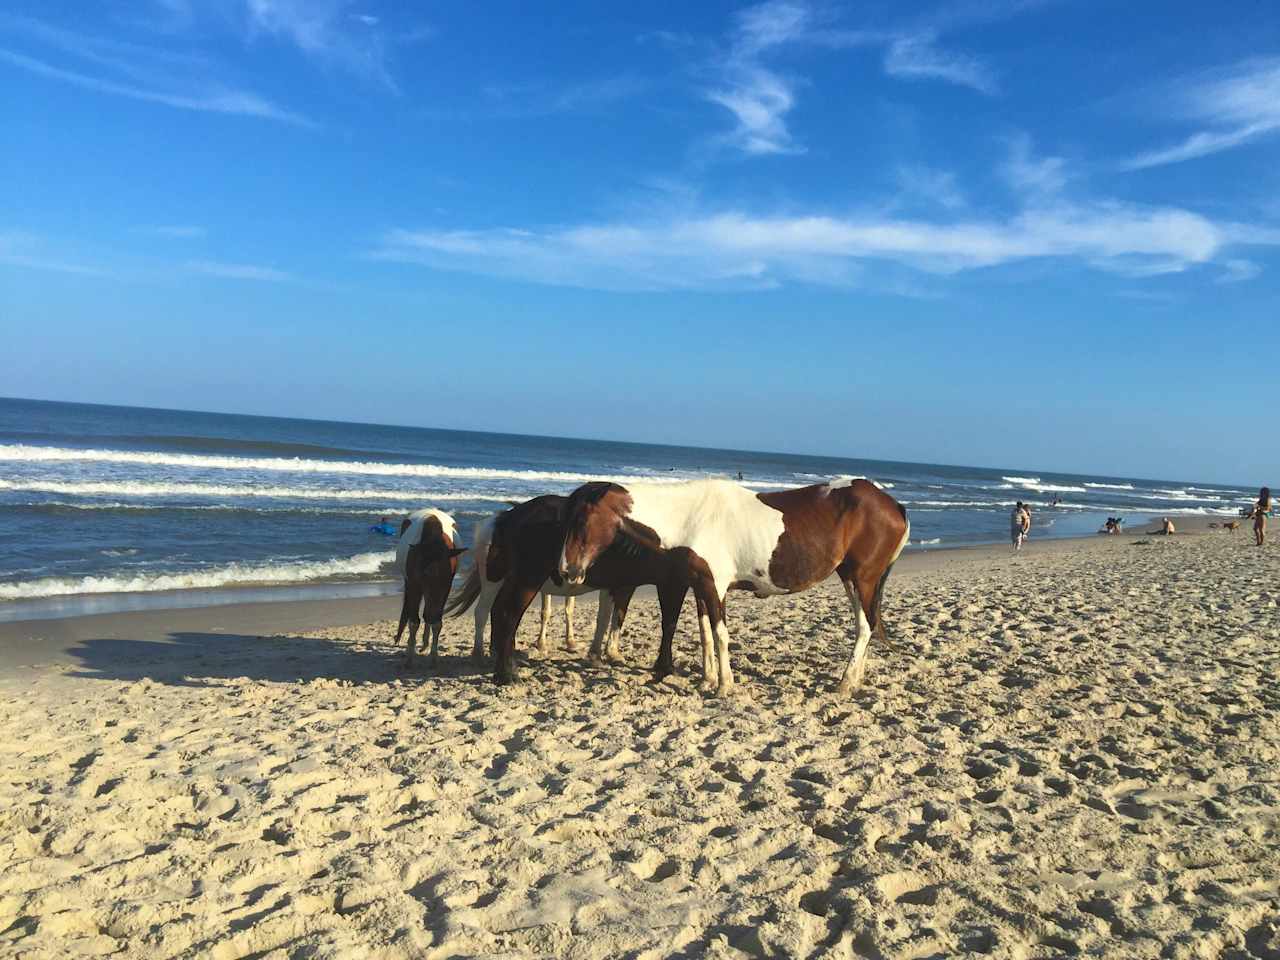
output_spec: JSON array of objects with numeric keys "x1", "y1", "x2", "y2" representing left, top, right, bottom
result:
[{"x1": 0, "y1": 516, "x2": 1227, "y2": 675}]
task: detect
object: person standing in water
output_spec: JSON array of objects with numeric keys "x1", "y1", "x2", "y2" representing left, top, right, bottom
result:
[
  {"x1": 1011, "y1": 501, "x2": 1031, "y2": 550},
  {"x1": 1253, "y1": 487, "x2": 1272, "y2": 546}
]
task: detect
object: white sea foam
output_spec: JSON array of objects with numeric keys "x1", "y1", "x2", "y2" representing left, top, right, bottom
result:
[
  {"x1": 0, "y1": 479, "x2": 513, "y2": 503},
  {"x1": 1084, "y1": 482, "x2": 1136, "y2": 491},
  {"x1": 17, "y1": 500, "x2": 422, "y2": 517},
  {"x1": 0, "y1": 444, "x2": 695, "y2": 486},
  {"x1": 912, "y1": 537, "x2": 942, "y2": 545},
  {"x1": 0, "y1": 551, "x2": 394, "y2": 601},
  {"x1": 1001, "y1": 475, "x2": 1041, "y2": 485}
]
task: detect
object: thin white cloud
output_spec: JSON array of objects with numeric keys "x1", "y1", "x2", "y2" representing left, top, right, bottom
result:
[
  {"x1": 141, "y1": 225, "x2": 207, "y2": 239},
  {"x1": 701, "y1": 1, "x2": 1008, "y2": 157},
  {"x1": 369, "y1": 196, "x2": 1275, "y2": 293},
  {"x1": 895, "y1": 166, "x2": 967, "y2": 210},
  {"x1": 186, "y1": 259, "x2": 292, "y2": 281},
  {"x1": 1001, "y1": 135, "x2": 1068, "y2": 197},
  {"x1": 1217, "y1": 258, "x2": 1261, "y2": 284},
  {"x1": 883, "y1": 34, "x2": 997, "y2": 95},
  {"x1": 0, "y1": 20, "x2": 313, "y2": 127},
  {"x1": 1125, "y1": 58, "x2": 1280, "y2": 170},
  {"x1": 245, "y1": 0, "x2": 399, "y2": 92},
  {"x1": 0, "y1": 232, "x2": 108, "y2": 276},
  {"x1": 705, "y1": 1, "x2": 810, "y2": 155}
]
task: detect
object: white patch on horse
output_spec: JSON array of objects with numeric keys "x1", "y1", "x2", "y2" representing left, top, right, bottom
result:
[
  {"x1": 622, "y1": 479, "x2": 787, "y2": 600},
  {"x1": 397, "y1": 507, "x2": 458, "y2": 572}
]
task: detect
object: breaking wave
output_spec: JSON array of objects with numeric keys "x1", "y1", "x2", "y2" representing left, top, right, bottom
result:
[
  {"x1": 0, "y1": 551, "x2": 395, "y2": 601},
  {"x1": 0, "y1": 444, "x2": 692, "y2": 486},
  {"x1": 0, "y1": 479, "x2": 512, "y2": 503}
]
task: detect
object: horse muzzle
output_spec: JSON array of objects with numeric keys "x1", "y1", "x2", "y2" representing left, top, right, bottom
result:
[{"x1": 560, "y1": 563, "x2": 586, "y2": 586}]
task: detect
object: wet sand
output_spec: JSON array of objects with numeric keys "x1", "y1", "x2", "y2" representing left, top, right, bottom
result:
[{"x1": 2, "y1": 521, "x2": 1277, "y2": 958}]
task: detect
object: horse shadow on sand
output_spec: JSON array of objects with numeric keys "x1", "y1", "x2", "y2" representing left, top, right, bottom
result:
[{"x1": 62, "y1": 630, "x2": 664, "y2": 692}]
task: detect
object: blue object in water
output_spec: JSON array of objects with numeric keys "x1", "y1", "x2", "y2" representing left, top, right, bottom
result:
[{"x1": 369, "y1": 522, "x2": 397, "y2": 536}]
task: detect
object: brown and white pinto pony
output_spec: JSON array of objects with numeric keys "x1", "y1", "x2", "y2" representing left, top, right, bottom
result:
[
  {"x1": 451, "y1": 494, "x2": 721, "y2": 685},
  {"x1": 395, "y1": 508, "x2": 466, "y2": 668},
  {"x1": 558, "y1": 478, "x2": 910, "y2": 696}
]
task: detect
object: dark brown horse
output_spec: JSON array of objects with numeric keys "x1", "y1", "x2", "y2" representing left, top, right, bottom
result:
[
  {"x1": 452, "y1": 494, "x2": 720, "y2": 685},
  {"x1": 557, "y1": 478, "x2": 909, "y2": 696},
  {"x1": 395, "y1": 509, "x2": 466, "y2": 668}
]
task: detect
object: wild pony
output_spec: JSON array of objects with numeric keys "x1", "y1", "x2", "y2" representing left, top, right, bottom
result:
[
  {"x1": 558, "y1": 478, "x2": 910, "y2": 696},
  {"x1": 395, "y1": 508, "x2": 467, "y2": 667},
  {"x1": 444, "y1": 500, "x2": 615, "y2": 661},
  {"x1": 450, "y1": 494, "x2": 721, "y2": 685}
]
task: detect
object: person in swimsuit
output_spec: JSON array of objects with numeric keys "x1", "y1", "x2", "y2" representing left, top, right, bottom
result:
[
  {"x1": 1253, "y1": 487, "x2": 1272, "y2": 546},
  {"x1": 1011, "y1": 501, "x2": 1030, "y2": 550}
]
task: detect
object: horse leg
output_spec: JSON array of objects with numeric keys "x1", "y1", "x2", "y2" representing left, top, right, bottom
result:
[
  {"x1": 605, "y1": 586, "x2": 635, "y2": 662},
  {"x1": 835, "y1": 575, "x2": 876, "y2": 696},
  {"x1": 652, "y1": 583, "x2": 687, "y2": 680},
  {"x1": 695, "y1": 594, "x2": 716, "y2": 691},
  {"x1": 428, "y1": 620, "x2": 443, "y2": 667},
  {"x1": 401, "y1": 580, "x2": 423, "y2": 669},
  {"x1": 589, "y1": 591, "x2": 613, "y2": 660},
  {"x1": 492, "y1": 581, "x2": 539, "y2": 685},
  {"x1": 536, "y1": 592, "x2": 552, "y2": 653},
  {"x1": 563, "y1": 594, "x2": 578, "y2": 652},
  {"x1": 472, "y1": 587, "x2": 494, "y2": 662},
  {"x1": 710, "y1": 597, "x2": 735, "y2": 695}
]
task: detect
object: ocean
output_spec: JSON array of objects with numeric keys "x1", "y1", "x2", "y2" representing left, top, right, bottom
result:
[{"x1": 0, "y1": 396, "x2": 1255, "y2": 620}]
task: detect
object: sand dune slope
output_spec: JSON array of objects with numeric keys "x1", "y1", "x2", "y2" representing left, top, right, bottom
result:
[{"x1": 2, "y1": 534, "x2": 1279, "y2": 958}]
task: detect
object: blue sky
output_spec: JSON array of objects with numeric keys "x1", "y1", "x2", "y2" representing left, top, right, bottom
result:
[{"x1": 2, "y1": 1, "x2": 1277, "y2": 484}]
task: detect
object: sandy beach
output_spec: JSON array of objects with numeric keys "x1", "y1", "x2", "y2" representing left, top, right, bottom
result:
[{"x1": 2, "y1": 526, "x2": 1278, "y2": 959}]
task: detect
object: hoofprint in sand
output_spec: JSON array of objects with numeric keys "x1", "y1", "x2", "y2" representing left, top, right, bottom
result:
[{"x1": 2, "y1": 534, "x2": 1278, "y2": 959}]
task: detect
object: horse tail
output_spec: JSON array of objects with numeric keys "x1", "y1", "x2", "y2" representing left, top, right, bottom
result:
[{"x1": 444, "y1": 566, "x2": 481, "y2": 619}]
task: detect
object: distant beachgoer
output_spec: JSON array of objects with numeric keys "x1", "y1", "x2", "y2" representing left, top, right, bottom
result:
[
  {"x1": 1253, "y1": 486, "x2": 1272, "y2": 546},
  {"x1": 1161, "y1": 517, "x2": 1175, "y2": 536},
  {"x1": 737, "y1": 471, "x2": 744, "y2": 481},
  {"x1": 1011, "y1": 501, "x2": 1031, "y2": 550}
]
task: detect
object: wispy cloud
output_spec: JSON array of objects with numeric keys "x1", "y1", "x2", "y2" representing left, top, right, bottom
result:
[
  {"x1": 1217, "y1": 258, "x2": 1261, "y2": 284},
  {"x1": 704, "y1": 1, "x2": 811, "y2": 155},
  {"x1": 1125, "y1": 58, "x2": 1280, "y2": 170},
  {"x1": 370, "y1": 199, "x2": 1270, "y2": 293},
  {"x1": 139, "y1": 225, "x2": 207, "y2": 239},
  {"x1": 0, "y1": 17, "x2": 312, "y2": 126},
  {"x1": 0, "y1": 232, "x2": 108, "y2": 276},
  {"x1": 895, "y1": 165, "x2": 967, "y2": 210},
  {"x1": 701, "y1": 1, "x2": 1011, "y2": 157},
  {"x1": 882, "y1": 34, "x2": 997, "y2": 94},
  {"x1": 186, "y1": 259, "x2": 292, "y2": 281},
  {"x1": 1001, "y1": 134, "x2": 1069, "y2": 197},
  {"x1": 244, "y1": 0, "x2": 400, "y2": 92}
]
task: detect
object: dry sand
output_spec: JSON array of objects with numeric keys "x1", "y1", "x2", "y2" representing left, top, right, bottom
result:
[{"x1": 2, "y1": 529, "x2": 1278, "y2": 958}]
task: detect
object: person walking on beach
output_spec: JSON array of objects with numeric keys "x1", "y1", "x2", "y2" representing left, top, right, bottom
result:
[
  {"x1": 1252, "y1": 487, "x2": 1272, "y2": 546},
  {"x1": 1011, "y1": 501, "x2": 1031, "y2": 551}
]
